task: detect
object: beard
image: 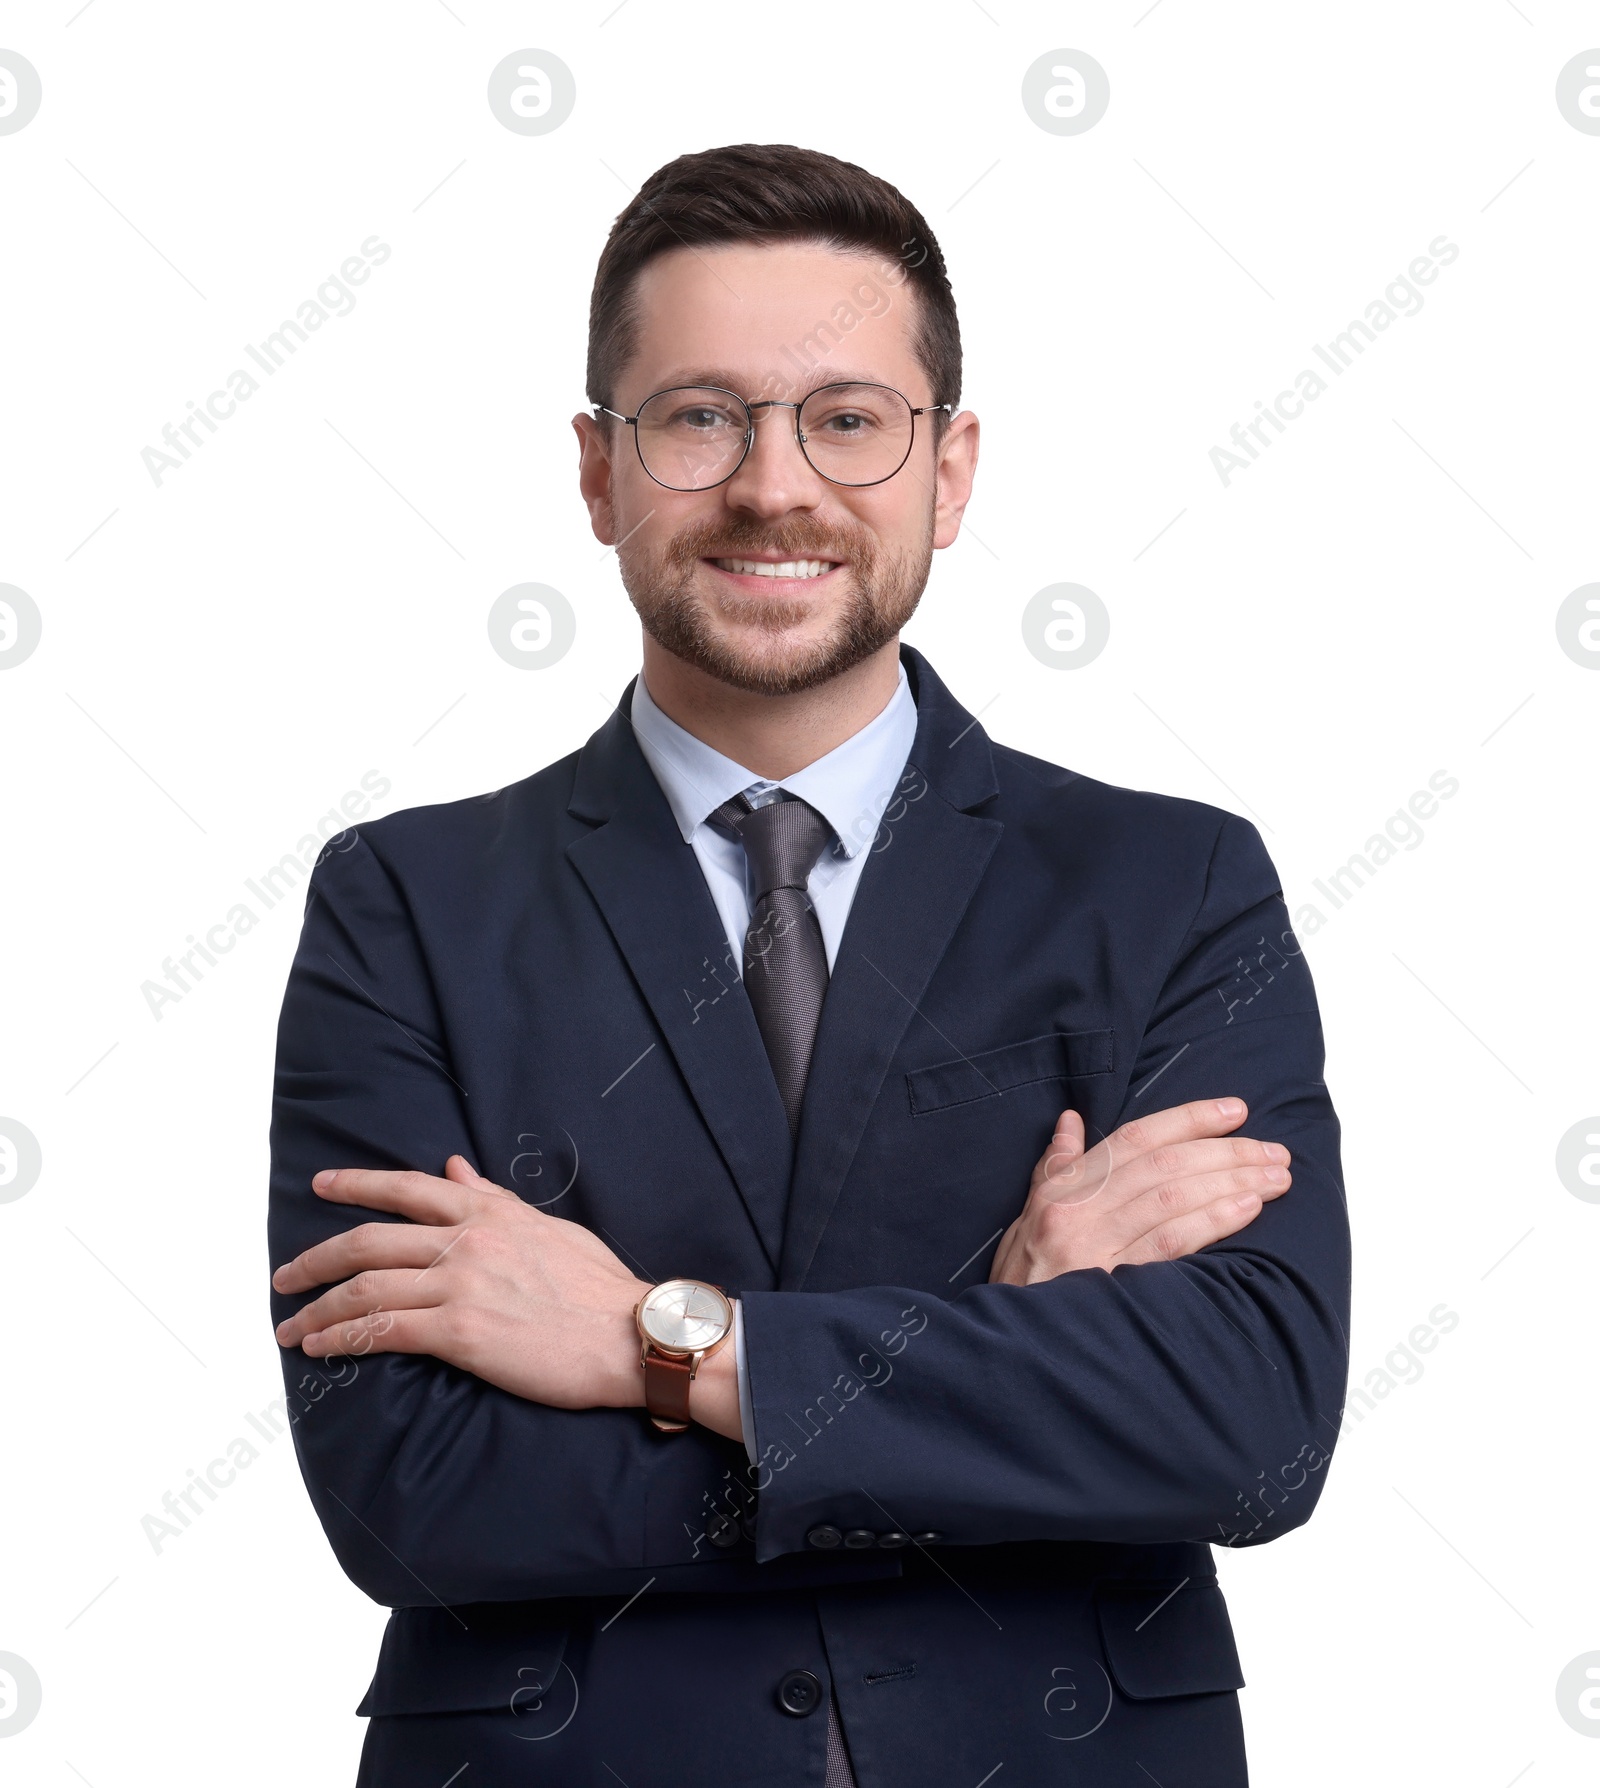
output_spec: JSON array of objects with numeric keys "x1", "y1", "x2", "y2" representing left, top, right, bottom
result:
[{"x1": 617, "y1": 507, "x2": 935, "y2": 696}]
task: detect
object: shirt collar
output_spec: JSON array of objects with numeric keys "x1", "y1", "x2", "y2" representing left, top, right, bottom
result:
[{"x1": 629, "y1": 662, "x2": 918, "y2": 862}]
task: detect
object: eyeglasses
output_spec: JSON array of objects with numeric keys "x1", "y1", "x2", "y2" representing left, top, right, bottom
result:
[{"x1": 593, "y1": 382, "x2": 951, "y2": 492}]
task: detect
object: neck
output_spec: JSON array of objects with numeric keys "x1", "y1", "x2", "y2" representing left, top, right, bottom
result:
[{"x1": 639, "y1": 636, "x2": 903, "y2": 780}]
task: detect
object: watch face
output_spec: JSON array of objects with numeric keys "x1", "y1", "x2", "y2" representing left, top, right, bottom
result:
[{"x1": 639, "y1": 1280, "x2": 732, "y2": 1354}]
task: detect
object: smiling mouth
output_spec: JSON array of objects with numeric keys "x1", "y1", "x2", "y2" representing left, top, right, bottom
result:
[{"x1": 706, "y1": 556, "x2": 842, "y2": 581}]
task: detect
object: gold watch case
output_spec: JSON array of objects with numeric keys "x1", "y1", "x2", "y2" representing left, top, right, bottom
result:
[{"x1": 634, "y1": 1278, "x2": 733, "y2": 1360}]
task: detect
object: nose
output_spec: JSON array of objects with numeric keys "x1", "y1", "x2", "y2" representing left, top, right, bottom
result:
[{"x1": 720, "y1": 402, "x2": 825, "y2": 518}]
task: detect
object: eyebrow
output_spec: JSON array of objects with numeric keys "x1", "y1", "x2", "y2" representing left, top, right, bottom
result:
[{"x1": 647, "y1": 368, "x2": 899, "y2": 399}]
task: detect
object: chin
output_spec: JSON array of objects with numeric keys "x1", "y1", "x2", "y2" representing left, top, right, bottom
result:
[{"x1": 702, "y1": 629, "x2": 856, "y2": 696}]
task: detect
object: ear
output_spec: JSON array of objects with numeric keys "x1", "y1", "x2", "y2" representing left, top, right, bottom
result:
[
  {"x1": 573, "y1": 411, "x2": 618, "y2": 546},
  {"x1": 931, "y1": 409, "x2": 980, "y2": 551}
]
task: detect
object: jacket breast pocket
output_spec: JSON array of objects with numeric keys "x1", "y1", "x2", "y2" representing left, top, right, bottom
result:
[
  {"x1": 355, "y1": 1604, "x2": 571, "y2": 1718},
  {"x1": 1093, "y1": 1578, "x2": 1245, "y2": 1700},
  {"x1": 905, "y1": 1029, "x2": 1114, "y2": 1116}
]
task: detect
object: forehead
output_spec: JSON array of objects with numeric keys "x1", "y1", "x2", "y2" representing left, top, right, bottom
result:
[{"x1": 619, "y1": 239, "x2": 924, "y2": 402}]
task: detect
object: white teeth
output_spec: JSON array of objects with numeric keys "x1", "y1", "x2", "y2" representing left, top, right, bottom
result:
[{"x1": 712, "y1": 558, "x2": 836, "y2": 579}]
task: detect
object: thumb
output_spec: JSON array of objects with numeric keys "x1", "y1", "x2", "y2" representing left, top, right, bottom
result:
[
  {"x1": 444, "y1": 1153, "x2": 493, "y2": 1188},
  {"x1": 1040, "y1": 1110, "x2": 1086, "y2": 1190},
  {"x1": 1052, "y1": 1109, "x2": 1085, "y2": 1156}
]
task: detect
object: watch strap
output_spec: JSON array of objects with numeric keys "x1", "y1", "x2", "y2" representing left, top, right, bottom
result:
[{"x1": 642, "y1": 1348, "x2": 694, "y2": 1432}]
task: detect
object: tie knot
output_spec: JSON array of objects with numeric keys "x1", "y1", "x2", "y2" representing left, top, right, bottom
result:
[{"x1": 715, "y1": 794, "x2": 833, "y2": 900}]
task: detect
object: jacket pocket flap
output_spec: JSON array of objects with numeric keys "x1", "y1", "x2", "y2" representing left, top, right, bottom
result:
[
  {"x1": 356, "y1": 1604, "x2": 570, "y2": 1717},
  {"x1": 907, "y1": 1029, "x2": 1114, "y2": 1115},
  {"x1": 1094, "y1": 1579, "x2": 1245, "y2": 1700}
]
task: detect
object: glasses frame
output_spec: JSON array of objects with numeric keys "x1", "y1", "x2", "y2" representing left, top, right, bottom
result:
[{"x1": 593, "y1": 381, "x2": 952, "y2": 492}]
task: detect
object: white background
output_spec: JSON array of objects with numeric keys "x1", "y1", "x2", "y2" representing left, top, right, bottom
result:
[{"x1": 1, "y1": 3, "x2": 1595, "y2": 1783}]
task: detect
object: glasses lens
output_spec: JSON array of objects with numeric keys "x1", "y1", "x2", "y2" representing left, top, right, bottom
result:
[
  {"x1": 634, "y1": 387, "x2": 750, "y2": 490},
  {"x1": 797, "y1": 384, "x2": 914, "y2": 485}
]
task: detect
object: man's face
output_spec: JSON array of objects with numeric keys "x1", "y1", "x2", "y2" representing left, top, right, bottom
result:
[{"x1": 575, "y1": 240, "x2": 977, "y2": 696}]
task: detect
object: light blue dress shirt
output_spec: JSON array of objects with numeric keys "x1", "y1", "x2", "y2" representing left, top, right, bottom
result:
[
  {"x1": 627, "y1": 664, "x2": 920, "y2": 1462},
  {"x1": 629, "y1": 663, "x2": 919, "y2": 975}
]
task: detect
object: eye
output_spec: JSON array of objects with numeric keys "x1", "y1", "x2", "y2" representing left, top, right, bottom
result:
[
  {"x1": 672, "y1": 404, "x2": 741, "y2": 431},
  {"x1": 813, "y1": 407, "x2": 878, "y2": 435}
]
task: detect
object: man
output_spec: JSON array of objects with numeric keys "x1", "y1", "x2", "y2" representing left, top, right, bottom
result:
[{"x1": 269, "y1": 143, "x2": 1350, "y2": 1786}]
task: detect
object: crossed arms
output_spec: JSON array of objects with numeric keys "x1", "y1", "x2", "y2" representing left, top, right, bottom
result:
[
  {"x1": 267, "y1": 815, "x2": 1350, "y2": 1599},
  {"x1": 272, "y1": 1098, "x2": 1297, "y2": 1446}
]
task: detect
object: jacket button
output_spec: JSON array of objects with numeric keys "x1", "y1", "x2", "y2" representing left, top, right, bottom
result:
[
  {"x1": 777, "y1": 1669, "x2": 823, "y2": 1716},
  {"x1": 842, "y1": 1528, "x2": 877, "y2": 1549},
  {"x1": 706, "y1": 1510, "x2": 742, "y2": 1548},
  {"x1": 877, "y1": 1530, "x2": 910, "y2": 1548},
  {"x1": 806, "y1": 1524, "x2": 842, "y2": 1550},
  {"x1": 912, "y1": 1532, "x2": 944, "y2": 1544}
]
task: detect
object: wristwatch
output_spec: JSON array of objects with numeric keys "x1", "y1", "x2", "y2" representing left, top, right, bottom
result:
[{"x1": 634, "y1": 1278, "x2": 734, "y2": 1433}]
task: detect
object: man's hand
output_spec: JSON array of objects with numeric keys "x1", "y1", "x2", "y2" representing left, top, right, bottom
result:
[
  {"x1": 988, "y1": 1097, "x2": 1290, "y2": 1286},
  {"x1": 271, "y1": 1158, "x2": 745, "y2": 1442}
]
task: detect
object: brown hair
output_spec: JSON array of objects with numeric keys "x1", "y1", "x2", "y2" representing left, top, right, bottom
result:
[{"x1": 585, "y1": 143, "x2": 961, "y2": 426}]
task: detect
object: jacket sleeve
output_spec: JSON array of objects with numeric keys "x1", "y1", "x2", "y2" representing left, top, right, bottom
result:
[
  {"x1": 738, "y1": 814, "x2": 1353, "y2": 1562},
  {"x1": 266, "y1": 831, "x2": 747, "y2": 1607}
]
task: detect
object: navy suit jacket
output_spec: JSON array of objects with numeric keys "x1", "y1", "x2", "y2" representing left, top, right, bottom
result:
[{"x1": 268, "y1": 647, "x2": 1350, "y2": 1786}]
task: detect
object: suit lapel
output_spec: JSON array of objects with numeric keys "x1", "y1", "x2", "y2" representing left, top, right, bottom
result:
[
  {"x1": 566, "y1": 698, "x2": 793, "y2": 1273},
  {"x1": 779, "y1": 651, "x2": 1004, "y2": 1289}
]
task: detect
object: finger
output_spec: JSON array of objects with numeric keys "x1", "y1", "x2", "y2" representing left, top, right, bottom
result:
[
  {"x1": 1033, "y1": 1110, "x2": 1086, "y2": 1192},
  {"x1": 1114, "y1": 1165, "x2": 1291, "y2": 1258},
  {"x1": 1099, "y1": 1135, "x2": 1292, "y2": 1210},
  {"x1": 276, "y1": 1266, "x2": 451, "y2": 1350},
  {"x1": 272, "y1": 1219, "x2": 465, "y2": 1295},
  {"x1": 311, "y1": 1166, "x2": 482, "y2": 1225},
  {"x1": 1096, "y1": 1098, "x2": 1251, "y2": 1176},
  {"x1": 444, "y1": 1153, "x2": 508, "y2": 1194},
  {"x1": 1114, "y1": 1184, "x2": 1281, "y2": 1268},
  {"x1": 300, "y1": 1306, "x2": 449, "y2": 1361}
]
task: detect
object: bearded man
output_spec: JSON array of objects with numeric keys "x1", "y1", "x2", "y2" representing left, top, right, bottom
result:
[{"x1": 268, "y1": 142, "x2": 1350, "y2": 1787}]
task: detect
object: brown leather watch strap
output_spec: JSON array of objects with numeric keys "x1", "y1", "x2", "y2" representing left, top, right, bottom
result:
[{"x1": 642, "y1": 1349, "x2": 694, "y2": 1432}]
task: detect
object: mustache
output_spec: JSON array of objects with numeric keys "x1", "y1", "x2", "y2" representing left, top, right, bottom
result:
[{"x1": 663, "y1": 517, "x2": 870, "y2": 568}]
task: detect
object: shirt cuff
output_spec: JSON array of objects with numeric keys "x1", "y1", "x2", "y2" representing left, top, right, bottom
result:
[{"x1": 733, "y1": 1298, "x2": 758, "y2": 1466}]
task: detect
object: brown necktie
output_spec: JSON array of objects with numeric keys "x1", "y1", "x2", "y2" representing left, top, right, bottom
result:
[{"x1": 713, "y1": 793, "x2": 833, "y2": 1135}]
